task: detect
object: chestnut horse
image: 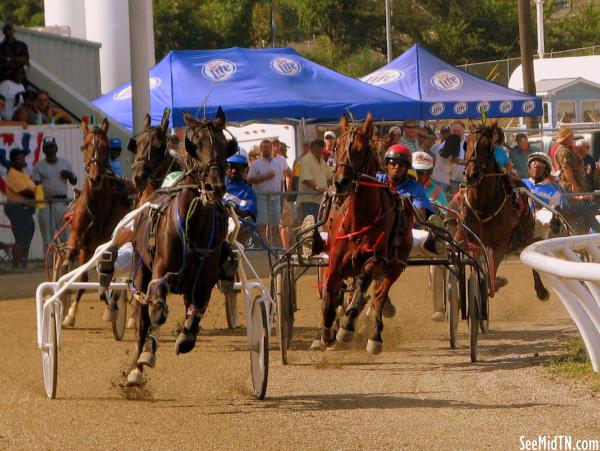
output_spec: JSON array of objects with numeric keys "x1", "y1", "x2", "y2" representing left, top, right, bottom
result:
[
  {"x1": 126, "y1": 108, "x2": 237, "y2": 385},
  {"x1": 60, "y1": 119, "x2": 132, "y2": 327},
  {"x1": 317, "y1": 113, "x2": 413, "y2": 354},
  {"x1": 460, "y1": 121, "x2": 548, "y2": 300}
]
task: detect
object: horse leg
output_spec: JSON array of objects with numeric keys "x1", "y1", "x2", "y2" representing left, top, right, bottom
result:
[
  {"x1": 61, "y1": 246, "x2": 85, "y2": 327},
  {"x1": 138, "y1": 271, "x2": 171, "y2": 366},
  {"x1": 311, "y1": 276, "x2": 344, "y2": 350},
  {"x1": 127, "y1": 302, "x2": 151, "y2": 386},
  {"x1": 367, "y1": 262, "x2": 404, "y2": 355},
  {"x1": 337, "y1": 262, "x2": 379, "y2": 343},
  {"x1": 176, "y1": 277, "x2": 214, "y2": 355},
  {"x1": 532, "y1": 269, "x2": 550, "y2": 301}
]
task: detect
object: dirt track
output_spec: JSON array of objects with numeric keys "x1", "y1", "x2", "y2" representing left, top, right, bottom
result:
[{"x1": 1, "y1": 260, "x2": 599, "y2": 450}]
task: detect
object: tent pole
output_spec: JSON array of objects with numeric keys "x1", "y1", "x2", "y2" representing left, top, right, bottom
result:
[{"x1": 385, "y1": 0, "x2": 392, "y2": 63}]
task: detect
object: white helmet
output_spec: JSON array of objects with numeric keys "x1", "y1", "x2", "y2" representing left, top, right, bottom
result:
[
  {"x1": 412, "y1": 151, "x2": 434, "y2": 170},
  {"x1": 527, "y1": 152, "x2": 552, "y2": 172}
]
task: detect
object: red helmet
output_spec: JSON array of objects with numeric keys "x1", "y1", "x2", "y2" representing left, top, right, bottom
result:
[{"x1": 384, "y1": 144, "x2": 412, "y2": 166}]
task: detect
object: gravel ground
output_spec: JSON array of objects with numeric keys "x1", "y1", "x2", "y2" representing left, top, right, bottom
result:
[{"x1": 0, "y1": 261, "x2": 598, "y2": 450}]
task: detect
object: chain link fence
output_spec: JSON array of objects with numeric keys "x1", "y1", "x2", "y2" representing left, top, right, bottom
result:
[{"x1": 0, "y1": 199, "x2": 71, "y2": 272}]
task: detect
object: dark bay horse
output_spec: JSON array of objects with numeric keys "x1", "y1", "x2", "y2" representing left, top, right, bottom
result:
[
  {"x1": 126, "y1": 108, "x2": 237, "y2": 385},
  {"x1": 459, "y1": 121, "x2": 548, "y2": 300},
  {"x1": 317, "y1": 113, "x2": 414, "y2": 354},
  {"x1": 60, "y1": 119, "x2": 132, "y2": 327}
]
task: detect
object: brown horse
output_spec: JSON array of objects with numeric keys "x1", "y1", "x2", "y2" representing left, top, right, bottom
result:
[
  {"x1": 460, "y1": 121, "x2": 548, "y2": 300},
  {"x1": 60, "y1": 119, "x2": 132, "y2": 327},
  {"x1": 126, "y1": 108, "x2": 237, "y2": 385},
  {"x1": 316, "y1": 113, "x2": 414, "y2": 354}
]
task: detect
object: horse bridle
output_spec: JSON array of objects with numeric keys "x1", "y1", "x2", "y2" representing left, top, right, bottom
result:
[
  {"x1": 184, "y1": 120, "x2": 231, "y2": 188},
  {"x1": 82, "y1": 129, "x2": 109, "y2": 180},
  {"x1": 132, "y1": 126, "x2": 169, "y2": 186},
  {"x1": 463, "y1": 129, "x2": 504, "y2": 188},
  {"x1": 335, "y1": 127, "x2": 372, "y2": 186}
]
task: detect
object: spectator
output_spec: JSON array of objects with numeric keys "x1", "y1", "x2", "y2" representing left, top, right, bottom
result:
[
  {"x1": 323, "y1": 130, "x2": 336, "y2": 164},
  {"x1": 273, "y1": 141, "x2": 292, "y2": 248},
  {"x1": 247, "y1": 139, "x2": 282, "y2": 244},
  {"x1": 448, "y1": 120, "x2": 467, "y2": 194},
  {"x1": 416, "y1": 125, "x2": 436, "y2": 156},
  {"x1": 437, "y1": 125, "x2": 451, "y2": 144},
  {"x1": 492, "y1": 127, "x2": 513, "y2": 174},
  {"x1": 248, "y1": 146, "x2": 259, "y2": 167},
  {"x1": 298, "y1": 139, "x2": 332, "y2": 220},
  {"x1": 432, "y1": 133, "x2": 461, "y2": 195},
  {"x1": 4, "y1": 148, "x2": 35, "y2": 267},
  {"x1": 108, "y1": 138, "x2": 124, "y2": 176},
  {"x1": 0, "y1": 67, "x2": 25, "y2": 120},
  {"x1": 554, "y1": 127, "x2": 600, "y2": 233},
  {"x1": 575, "y1": 139, "x2": 596, "y2": 191},
  {"x1": 0, "y1": 23, "x2": 29, "y2": 81},
  {"x1": 12, "y1": 90, "x2": 41, "y2": 124},
  {"x1": 0, "y1": 94, "x2": 26, "y2": 127},
  {"x1": 509, "y1": 133, "x2": 539, "y2": 179},
  {"x1": 32, "y1": 136, "x2": 77, "y2": 253},
  {"x1": 291, "y1": 138, "x2": 311, "y2": 201},
  {"x1": 35, "y1": 90, "x2": 73, "y2": 124},
  {"x1": 400, "y1": 120, "x2": 419, "y2": 153},
  {"x1": 387, "y1": 125, "x2": 403, "y2": 145}
]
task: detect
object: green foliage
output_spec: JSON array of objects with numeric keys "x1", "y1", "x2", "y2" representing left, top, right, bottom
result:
[
  {"x1": 0, "y1": 0, "x2": 44, "y2": 27},
  {"x1": 547, "y1": 338, "x2": 600, "y2": 392}
]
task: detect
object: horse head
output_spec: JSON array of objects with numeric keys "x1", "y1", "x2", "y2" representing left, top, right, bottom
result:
[
  {"x1": 130, "y1": 113, "x2": 170, "y2": 191},
  {"x1": 80, "y1": 118, "x2": 110, "y2": 190},
  {"x1": 464, "y1": 119, "x2": 499, "y2": 186},
  {"x1": 183, "y1": 107, "x2": 237, "y2": 199},
  {"x1": 333, "y1": 112, "x2": 376, "y2": 195}
]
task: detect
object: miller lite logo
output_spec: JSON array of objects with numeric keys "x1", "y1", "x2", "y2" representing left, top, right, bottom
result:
[
  {"x1": 453, "y1": 102, "x2": 468, "y2": 115},
  {"x1": 476, "y1": 101, "x2": 490, "y2": 114},
  {"x1": 361, "y1": 69, "x2": 404, "y2": 86},
  {"x1": 430, "y1": 102, "x2": 445, "y2": 116},
  {"x1": 431, "y1": 71, "x2": 463, "y2": 90},
  {"x1": 114, "y1": 77, "x2": 161, "y2": 100},
  {"x1": 270, "y1": 57, "x2": 302, "y2": 76},
  {"x1": 522, "y1": 100, "x2": 536, "y2": 113},
  {"x1": 499, "y1": 101, "x2": 513, "y2": 114},
  {"x1": 202, "y1": 59, "x2": 236, "y2": 81}
]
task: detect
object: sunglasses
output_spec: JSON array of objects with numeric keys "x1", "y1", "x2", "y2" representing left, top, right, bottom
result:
[
  {"x1": 387, "y1": 161, "x2": 407, "y2": 167},
  {"x1": 227, "y1": 165, "x2": 246, "y2": 171},
  {"x1": 404, "y1": 125, "x2": 416, "y2": 129}
]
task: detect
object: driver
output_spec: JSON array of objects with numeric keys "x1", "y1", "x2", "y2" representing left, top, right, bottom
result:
[
  {"x1": 223, "y1": 153, "x2": 257, "y2": 221},
  {"x1": 522, "y1": 152, "x2": 562, "y2": 239}
]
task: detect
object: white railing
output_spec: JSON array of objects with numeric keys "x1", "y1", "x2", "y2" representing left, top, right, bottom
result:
[{"x1": 520, "y1": 234, "x2": 600, "y2": 372}]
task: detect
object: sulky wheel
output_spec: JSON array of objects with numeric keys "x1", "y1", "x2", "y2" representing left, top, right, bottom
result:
[
  {"x1": 468, "y1": 270, "x2": 480, "y2": 363},
  {"x1": 41, "y1": 298, "x2": 59, "y2": 399},
  {"x1": 111, "y1": 290, "x2": 128, "y2": 341},
  {"x1": 249, "y1": 295, "x2": 269, "y2": 400},
  {"x1": 275, "y1": 267, "x2": 295, "y2": 365},
  {"x1": 446, "y1": 270, "x2": 459, "y2": 350}
]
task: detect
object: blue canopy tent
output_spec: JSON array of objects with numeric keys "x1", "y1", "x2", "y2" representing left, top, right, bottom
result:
[
  {"x1": 93, "y1": 47, "x2": 421, "y2": 129},
  {"x1": 361, "y1": 44, "x2": 542, "y2": 120}
]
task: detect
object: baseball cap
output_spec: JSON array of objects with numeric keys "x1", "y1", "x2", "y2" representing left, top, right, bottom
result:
[
  {"x1": 324, "y1": 131, "x2": 336, "y2": 139},
  {"x1": 311, "y1": 139, "x2": 325, "y2": 148},
  {"x1": 42, "y1": 136, "x2": 57, "y2": 149},
  {"x1": 110, "y1": 138, "x2": 122, "y2": 149},
  {"x1": 388, "y1": 125, "x2": 402, "y2": 135}
]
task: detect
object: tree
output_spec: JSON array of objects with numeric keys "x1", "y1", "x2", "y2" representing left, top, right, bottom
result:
[{"x1": 0, "y1": 0, "x2": 44, "y2": 27}]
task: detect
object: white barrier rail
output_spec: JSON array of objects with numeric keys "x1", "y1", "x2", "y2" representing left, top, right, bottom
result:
[{"x1": 520, "y1": 234, "x2": 600, "y2": 372}]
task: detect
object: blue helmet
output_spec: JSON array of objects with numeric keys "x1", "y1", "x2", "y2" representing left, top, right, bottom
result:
[
  {"x1": 109, "y1": 138, "x2": 122, "y2": 150},
  {"x1": 227, "y1": 153, "x2": 248, "y2": 166}
]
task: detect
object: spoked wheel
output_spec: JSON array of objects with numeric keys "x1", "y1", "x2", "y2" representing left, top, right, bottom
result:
[
  {"x1": 468, "y1": 270, "x2": 480, "y2": 363},
  {"x1": 41, "y1": 298, "x2": 59, "y2": 399},
  {"x1": 249, "y1": 295, "x2": 269, "y2": 400},
  {"x1": 275, "y1": 267, "x2": 295, "y2": 365},
  {"x1": 111, "y1": 290, "x2": 128, "y2": 341},
  {"x1": 446, "y1": 270, "x2": 459, "y2": 350}
]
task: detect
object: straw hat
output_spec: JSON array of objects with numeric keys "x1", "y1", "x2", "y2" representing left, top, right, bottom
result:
[{"x1": 555, "y1": 126, "x2": 574, "y2": 144}]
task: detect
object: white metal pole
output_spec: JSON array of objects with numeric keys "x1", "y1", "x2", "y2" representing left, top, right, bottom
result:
[
  {"x1": 128, "y1": 0, "x2": 151, "y2": 136},
  {"x1": 535, "y1": 0, "x2": 545, "y2": 58},
  {"x1": 385, "y1": 0, "x2": 392, "y2": 63}
]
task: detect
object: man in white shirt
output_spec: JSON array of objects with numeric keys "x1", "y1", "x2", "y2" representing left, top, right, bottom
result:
[
  {"x1": 272, "y1": 140, "x2": 293, "y2": 247},
  {"x1": 0, "y1": 67, "x2": 25, "y2": 120},
  {"x1": 448, "y1": 120, "x2": 467, "y2": 195},
  {"x1": 247, "y1": 139, "x2": 282, "y2": 245}
]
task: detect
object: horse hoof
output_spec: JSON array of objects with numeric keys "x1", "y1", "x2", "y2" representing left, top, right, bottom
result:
[
  {"x1": 366, "y1": 339, "x2": 383, "y2": 355},
  {"x1": 62, "y1": 315, "x2": 75, "y2": 328},
  {"x1": 175, "y1": 330, "x2": 196, "y2": 355},
  {"x1": 382, "y1": 299, "x2": 396, "y2": 318},
  {"x1": 537, "y1": 288, "x2": 550, "y2": 302},
  {"x1": 137, "y1": 352, "x2": 156, "y2": 368},
  {"x1": 126, "y1": 317, "x2": 136, "y2": 329},
  {"x1": 310, "y1": 339, "x2": 326, "y2": 351},
  {"x1": 126, "y1": 368, "x2": 144, "y2": 386},
  {"x1": 102, "y1": 306, "x2": 117, "y2": 322},
  {"x1": 336, "y1": 327, "x2": 354, "y2": 343}
]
